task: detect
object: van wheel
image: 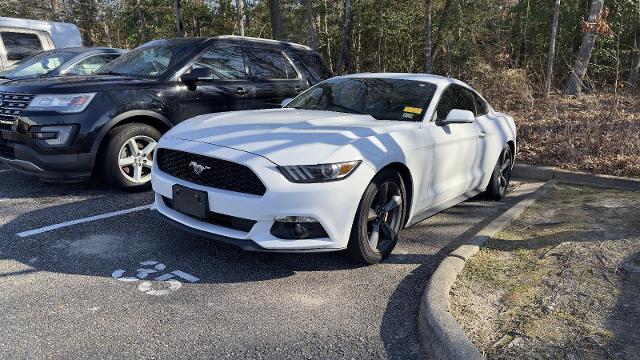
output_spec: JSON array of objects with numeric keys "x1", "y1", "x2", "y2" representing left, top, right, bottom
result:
[
  {"x1": 347, "y1": 169, "x2": 406, "y2": 265},
  {"x1": 100, "y1": 123, "x2": 161, "y2": 191}
]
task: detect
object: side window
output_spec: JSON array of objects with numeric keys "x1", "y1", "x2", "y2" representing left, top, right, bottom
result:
[
  {"x1": 191, "y1": 46, "x2": 246, "y2": 80},
  {"x1": 435, "y1": 85, "x2": 476, "y2": 121},
  {"x1": 66, "y1": 54, "x2": 120, "y2": 75},
  {"x1": 472, "y1": 92, "x2": 489, "y2": 116},
  {"x1": 291, "y1": 51, "x2": 332, "y2": 83},
  {"x1": 0, "y1": 32, "x2": 43, "y2": 61},
  {"x1": 246, "y1": 48, "x2": 297, "y2": 80}
]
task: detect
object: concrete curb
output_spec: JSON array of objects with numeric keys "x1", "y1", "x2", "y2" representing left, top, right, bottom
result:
[
  {"x1": 418, "y1": 181, "x2": 555, "y2": 360},
  {"x1": 513, "y1": 163, "x2": 640, "y2": 191}
]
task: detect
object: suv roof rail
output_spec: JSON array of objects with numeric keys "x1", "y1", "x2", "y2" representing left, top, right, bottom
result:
[{"x1": 212, "y1": 35, "x2": 313, "y2": 51}]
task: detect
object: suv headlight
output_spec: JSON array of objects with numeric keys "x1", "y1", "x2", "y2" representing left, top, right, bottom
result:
[
  {"x1": 29, "y1": 125, "x2": 76, "y2": 147},
  {"x1": 278, "y1": 161, "x2": 361, "y2": 183},
  {"x1": 27, "y1": 93, "x2": 96, "y2": 113}
]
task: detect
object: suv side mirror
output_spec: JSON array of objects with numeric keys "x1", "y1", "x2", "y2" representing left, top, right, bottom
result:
[
  {"x1": 437, "y1": 109, "x2": 475, "y2": 126},
  {"x1": 181, "y1": 68, "x2": 213, "y2": 89},
  {"x1": 281, "y1": 98, "x2": 294, "y2": 107}
]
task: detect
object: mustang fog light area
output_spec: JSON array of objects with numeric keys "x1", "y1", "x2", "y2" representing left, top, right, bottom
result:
[
  {"x1": 271, "y1": 216, "x2": 329, "y2": 240},
  {"x1": 278, "y1": 161, "x2": 361, "y2": 183},
  {"x1": 29, "y1": 125, "x2": 76, "y2": 147},
  {"x1": 27, "y1": 93, "x2": 96, "y2": 113}
]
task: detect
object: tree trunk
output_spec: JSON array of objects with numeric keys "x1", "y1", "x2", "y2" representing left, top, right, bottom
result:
[
  {"x1": 269, "y1": 0, "x2": 284, "y2": 40},
  {"x1": 423, "y1": 0, "x2": 433, "y2": 73},
  {"x1": 174, "y1": 0, "x2": 184, "y2": 37},
  {"x1": 544, "y1": 0, "x2": 561, "y2": 97},
  {"x1": 302, "y1": 0, "x2": 318, "y2": 49},
  {"x1": 432, "y1": 0, "x2": 453, "y2": 61},
  {"x1": 80, "y1": 0, "x2": 97, "y2": 46},
  {"x1": 236, "y1": 0, "x2": 245, "y2": 36},
  {"x1": 565, "y1": 0, "x2": 605, "y2": 95},
  {"x1": 336, "y1": 0, "x2": 353, "y2": 74},
  {"x1": 628, "y1": 30, "x2": 640, "y2": 87},
  {"x1": 50, "y1": 0, "x2": 60, "y2": 20}
]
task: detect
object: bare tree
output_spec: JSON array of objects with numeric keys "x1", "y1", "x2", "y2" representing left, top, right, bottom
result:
[
  {"x1": 544, "y1": 0, "x2": 561, "y2": 97},
  {"x1": 629, "y1": 35, "x2": 640, "y2": 87},
  {"x1": 269, "y1": 0, "x2": 284, "y2": 40},
  {"x1": 174, "y1": 0, "x2": 184, "y2": 37},
  {"x1": 50, "y1": 0, "x2": 60, "y2": 20},
  {"x1": 235, "y1": 0, "x2": 245, "y2": 36},
  {"x1": 336, "y1": 0, "x2": 353, "y2": 74},
  {"x1": 302, "y1": 0, "x2": 318, "y2": 49},
  {"x1": 565, "y1": 0, "x2": 605, "y2": 95},
  {"x1": 423, "y1": 0, "x2": 433, "y2": 73}
]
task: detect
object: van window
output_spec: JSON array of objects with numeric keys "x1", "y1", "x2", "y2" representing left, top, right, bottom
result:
[
  {"x1": 65, "y1": 54, "x2": 120, "y2": 76},
  {"x1": 0, "y1": 32, "x2": 43, "y2": 61},
  {"x1": 246, "y1": 48, "x2": 297, "y2": 80}
]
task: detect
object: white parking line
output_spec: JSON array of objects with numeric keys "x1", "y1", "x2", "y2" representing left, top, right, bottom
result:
[{"x1": 17, "y1": 204, "x2": 152, "y2": 238}]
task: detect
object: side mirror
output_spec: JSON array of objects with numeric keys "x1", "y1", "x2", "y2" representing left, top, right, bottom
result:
[
  {"x1": 437, "y1": 109, "x2": 475, "y2": 126},
  {"x1": 181, "y1": 68, "x2": 213, "y2": 89},
  {"x1": 281, "y1": 98, "x2": 294, "y2": 107}
]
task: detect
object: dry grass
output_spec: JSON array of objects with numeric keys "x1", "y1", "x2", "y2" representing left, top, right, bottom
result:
[{"x1": 512, "y1": 94, "x2": 640, "y2": 178}]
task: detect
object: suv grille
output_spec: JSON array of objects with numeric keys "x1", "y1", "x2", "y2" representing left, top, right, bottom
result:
[
  {"x1": 156, "y1": 149, "x2": 267, "y2": 196},
  {"x1": 0, "y1": 92, "x2": 34, "y2": 131}
]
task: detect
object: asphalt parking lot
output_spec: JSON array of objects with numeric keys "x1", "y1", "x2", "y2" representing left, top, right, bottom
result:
[{"x1": 0, "y1": 163, "x2": 538, "y2": 359}]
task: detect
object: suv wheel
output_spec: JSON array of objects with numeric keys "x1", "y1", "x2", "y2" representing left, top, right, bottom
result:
[{"x1": 100, "y1": 123, "x2": 161, "y2": 190}]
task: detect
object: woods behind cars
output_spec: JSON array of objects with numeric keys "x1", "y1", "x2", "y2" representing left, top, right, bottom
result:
[{"x1": 0, "y1": 36, "x2": 331, "y2": 189}]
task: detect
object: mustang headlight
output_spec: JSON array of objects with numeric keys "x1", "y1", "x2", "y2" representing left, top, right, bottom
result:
[
  {"x1": 278, "y1": 161, "x2": 361, "y2": 183},
  {"x1": 27, "y1": 93, "x2": 96, "y2": 113}
]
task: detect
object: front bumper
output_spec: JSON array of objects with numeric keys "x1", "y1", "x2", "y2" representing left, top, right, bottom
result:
[
  {"x1": 0, "y1": 139, "x2": 94, "y2": 181},
  {"x1": 151, "y1": 137, "x2": 376, "y2": 251}
]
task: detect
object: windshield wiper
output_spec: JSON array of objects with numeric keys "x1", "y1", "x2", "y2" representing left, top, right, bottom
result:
[
  {"x1": 331, "y1": 103, "x2": 361, "y2": 114},
  {"x1": 98, "y1": 71, "x2": 127, "y2": 77}
]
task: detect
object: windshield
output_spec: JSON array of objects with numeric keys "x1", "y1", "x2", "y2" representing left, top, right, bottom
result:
[
  {"x1": 286, "y1": 77, "x2": 438, "y2": 121},
  {"x1": 0, "y1": 50, "x2": 76, "y2": 79},
  {"x1": 97, "y1": 41, "x2": 199, "y2": 79}
]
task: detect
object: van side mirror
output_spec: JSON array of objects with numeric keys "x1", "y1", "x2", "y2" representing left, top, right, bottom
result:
[
  {"x1": 437, "y1": 109, "x2": 475, "y2": 126},
  {"x1": 281, "y1": 98, "x2": 294, "y2": 107},
  {"x1": 181, "y1": 68, "x2": 213, "y2": 89}
]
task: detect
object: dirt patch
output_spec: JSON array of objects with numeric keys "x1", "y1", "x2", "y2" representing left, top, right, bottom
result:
[{"x1": 451, "y1": 184, "x2": 640, "y2": 359}]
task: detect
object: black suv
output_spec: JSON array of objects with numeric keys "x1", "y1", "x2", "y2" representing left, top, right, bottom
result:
[{"x1": 0, "y1": 36, "x2": 331, "y2": 189}]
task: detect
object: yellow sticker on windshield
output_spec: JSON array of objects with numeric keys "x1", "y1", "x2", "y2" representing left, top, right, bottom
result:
[{"x1": 404, "y1": 106, "x2": 422, "y2": 114}]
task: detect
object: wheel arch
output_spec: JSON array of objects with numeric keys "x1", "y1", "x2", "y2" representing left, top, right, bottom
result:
[
  {"x1": 377, "y1": 162, "x2": 414, "y2": 228},
  {"x1": 506, "y1": 140, "x2": 515, "y2": 164}
]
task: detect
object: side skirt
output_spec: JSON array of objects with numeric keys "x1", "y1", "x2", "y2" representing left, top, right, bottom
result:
[{"x1": 405, "y1": 189, "x2": 484, "y2": 228}]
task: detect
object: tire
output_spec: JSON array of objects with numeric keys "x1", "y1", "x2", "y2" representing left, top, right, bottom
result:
[
  {"x1": 485, "y1": 144, "x2": 513, "y2": 201},
  {"x1": 99, "y1": 123, "x2": 161, "y2": 191},
  {"x1": 347, "y1": 169, "x2": 406, "y2": 265}
]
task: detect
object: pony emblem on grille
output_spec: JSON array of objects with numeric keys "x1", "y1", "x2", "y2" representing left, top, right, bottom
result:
[{"x1": 189, "y1": 161, "x2": 211, "y2": 175}]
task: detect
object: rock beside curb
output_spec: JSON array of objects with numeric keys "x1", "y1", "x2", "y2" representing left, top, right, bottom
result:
[
  {"x1": 513, "y1": 164, "x2": 640, "y2": 191},
  {"x1": 418, "y1": 181, "x2": 554, "y2": 360}
]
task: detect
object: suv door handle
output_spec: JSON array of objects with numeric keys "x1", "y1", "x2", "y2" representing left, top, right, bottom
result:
[
  {"x1": 236, "y1": 87, "x2": 248, "y2": 95},
  {"x1": 294, "y1": 85, "x2": 304, "y2": 92}
]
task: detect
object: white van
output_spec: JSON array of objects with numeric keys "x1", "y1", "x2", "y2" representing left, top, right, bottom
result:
[{"x1": 0, "y1": 17, "x2": 83, "y2": 70}]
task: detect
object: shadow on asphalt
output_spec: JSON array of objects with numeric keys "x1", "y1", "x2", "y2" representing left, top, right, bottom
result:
[{"x1": 0, "y1": 178, "x2": 531, "y2": 359}]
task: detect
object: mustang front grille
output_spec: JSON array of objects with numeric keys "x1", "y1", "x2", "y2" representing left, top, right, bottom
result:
[{"x1": 156, "y1": 148, "x2": 267, "y2": 196}]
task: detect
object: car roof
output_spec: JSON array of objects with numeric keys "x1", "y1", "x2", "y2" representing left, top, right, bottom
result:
[
  {"x1": 139, "y1": 36, "x2": 313, "y2": 51},
  {"x1": 42, "y1": 47, "x2": 126, "y2": 55},
  {"x1": 337, "y1": 72, "x2": 469, "y2": 88}
]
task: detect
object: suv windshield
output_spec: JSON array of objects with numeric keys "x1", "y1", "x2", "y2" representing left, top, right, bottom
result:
[
  {"x1": 286, "y1": 77, "x2": 438, "y2": 121},
  {"x1": 0, "y1": 50, "x2": 77, "y2": 79},
  {"x1": 97, "y1": 41, "x2": 199, "y2": 79}
]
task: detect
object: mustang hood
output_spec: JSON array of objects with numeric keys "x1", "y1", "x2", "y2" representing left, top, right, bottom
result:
[{"x1": 163, "y1": 108, "x2": 414, "y2": 166}]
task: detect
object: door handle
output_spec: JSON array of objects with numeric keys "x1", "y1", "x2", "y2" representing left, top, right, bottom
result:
[
  {"x1": 478, "y1": 131, "x2": 487, "y2": 138},
  {"x1": 236, "y1": 87, "x2": 248, "y2": 95},
  {"x1": 294, "y1": 85, "x2": 304, "y2": 92}
]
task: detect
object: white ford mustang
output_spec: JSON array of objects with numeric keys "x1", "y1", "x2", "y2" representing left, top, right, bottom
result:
[{"x1": 151, "y1": 73, "x2": 516, "y2": 264}]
